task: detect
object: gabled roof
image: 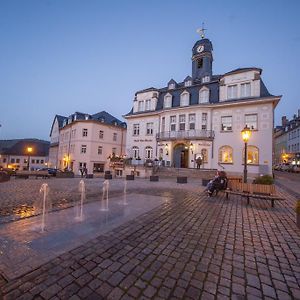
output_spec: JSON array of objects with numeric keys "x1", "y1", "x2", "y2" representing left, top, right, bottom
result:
[
  {"x1": 49, "y1": 114, "x2": 67, "y2": 137},
  {"x1": 184, "y1": 76, "x2": 192, "y2": 82},
  {"x1": 168, "y1": 79, "x2": 177, "y2": 84}
]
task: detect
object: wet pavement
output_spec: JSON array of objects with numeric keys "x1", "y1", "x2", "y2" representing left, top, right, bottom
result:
[{"x1": 0, "y1": 177, "x2": 300, "y2": 299}]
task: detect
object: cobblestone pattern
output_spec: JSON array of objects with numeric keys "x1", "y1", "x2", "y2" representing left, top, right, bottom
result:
[{"x1": 1, "y1": 185, "x2": 300, "y2": 299}]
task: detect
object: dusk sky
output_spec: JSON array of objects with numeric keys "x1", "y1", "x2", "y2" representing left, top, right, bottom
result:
[{"x1": 0, "y1": 0, "x2": 299, "y2": 141}]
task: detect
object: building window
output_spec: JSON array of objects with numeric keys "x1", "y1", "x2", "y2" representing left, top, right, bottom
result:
[
  {"x1": 221, "y1": 116, "x2": 233, "y2": 131},
  {"x1": 199, "y1": 88, "x2": 209, "y2": 103},
  {"x1": 146, "y1": 123, "x2": 153, "y2": 135},
  {"x1": 164, "y1": 94, "x2": 172, "y2": 108},
  {"x1": 219, "y1": 146, "x2": 233, "y2": 163},
  {"x1": 112, "y1": 147, "x2": 116, "y2": 155},
  {"x1": 41, "y1": 160, "x2": 44, "y2": 164},
  {"x1": 180, "y1": 91, "x2": 190, "y2": 107},
  {"x1": 243, "y1": 146, "x2": 259, "y2": 165},
  {"x1": 82, "y1": 128, "x2": 88, "y2": 137},
  {"x1": 99, "y1": 130, "x2": 104, "y2": 139},
  {"x1": 11, "y1": 158, "x2": 15, "y2": 163},
  {"x1": 145, "y1": 99, "x2": 151, "y2": 110},
  {"x1": 241, "y1": 82, "x2": 251, "y2": 98},
  {"x1": 168, "y1": 83, "x2": 175, "y2": 89},
  {"x1": 202, "y1": 76, "x2": 210, "y2": 83},
  {"x1": 36, "y1": 159, "x2": 40, "y2": 164},
  {"x1": 145, "y1": 146, "x2": 153, "y2": 159},
  {"x1": 245, "y1": 114, "x2": 258, "y2": 130},
  {"x1": 71, "y1": 129, "x2": 76, "y2": 138},
  {"x1": 170, "y1": 116, "x2": 176, "y2": 131},
  {"x1": 31, "y1": 159, "x2": 35, "y2": 164},
  {"x1": 197, "y1": 58, "x2": 203, "y2": 68},
  {"x1": 132, "y1": 146, "x2": 139, "y2": 159},
  {"x1": 227, "y1": 85, "x2": 237, "y2": 99},
  {"x1": 16, "y1": 158, "x2": 20, "y2": 163},
  {"x1": 138, "y1": 101, "x2": 144, "y2": 111},
  {"x1": 202, "y1": 113, "x2": 207, "y2": 130},
  {"x1": 81, "y1": 145, "x2": 87, "y2": 154},
  {"x1": 161, "y1": 117, "x2": 165, "y2": 132},
  {"x1": 98, "y1": 146, "x2": 103, "y2": 155},
  {"x1": 189, "y1": 114, "x2": 196, "y2": 130},
  {"x1": 133, "y1": 124, "x2": 140, "y2": 136},
  {"x1": 113, "y1": 133, "x2": 117, "y2": 141},
  {"x1": 185, "y1": 80, "x2": 192, "y2": 87},
  {"x1": 179, "y1": 115, "x2": 186, "y2": 131}
]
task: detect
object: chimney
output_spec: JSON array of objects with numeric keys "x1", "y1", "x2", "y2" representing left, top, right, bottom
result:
[{"x1": 282, "y1": 116, "x2": 288, "y2": 127}]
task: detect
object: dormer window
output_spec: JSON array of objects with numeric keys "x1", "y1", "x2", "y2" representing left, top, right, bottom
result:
[
  {"x1": 185, "y1": 80, "x2": 192, "y2": 87},
  {"x1": 168, "y1": 83, "x2": 175, "y2": 89},
  {"x1": 85, "y1": 115, "x2": 89, "y2": 120},
  {"x1": 241, "y1": 82, "x2": 251, "y2": 98},
  {"x1": 227, "y1": 85, "x2": 237, "y2": 99},
  {"x1": 145, "y1": 99, "x2": 151, "y2": 110},
  {"x1": 199, "y1": 87, "x2": 209, "y2": 103},
  {"x1": 202, "y1": 76, "x2": 210, "y2": 83},
  {"x1": 164, "y1": 93, "x2": 172, "y2": 108},
  {"x1": 180, "y1": 91, "x2": 190, "y2": 107}
]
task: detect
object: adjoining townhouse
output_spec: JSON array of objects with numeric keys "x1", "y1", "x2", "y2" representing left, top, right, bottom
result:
[
  {"x1": 49, "y1": 111, "x2": 127, "y2": 175},
  {"x1": 0, "y1": 139, "x2": 50, "y2": 171},
  {"x1": 124, "y1": 35, "x2": 281, "y2": 176},
  {"x1": 274, "y1": 110, "x2": 300, "y2": 165}
]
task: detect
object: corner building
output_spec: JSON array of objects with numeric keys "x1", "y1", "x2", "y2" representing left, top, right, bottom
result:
[{"x1": 124, "y1": 36, "x2": 281, "y2": 176}]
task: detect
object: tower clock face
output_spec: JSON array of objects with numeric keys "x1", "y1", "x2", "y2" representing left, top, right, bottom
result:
[{"x1": 197, "y1": 45, "x2": 204, "y2": 53}]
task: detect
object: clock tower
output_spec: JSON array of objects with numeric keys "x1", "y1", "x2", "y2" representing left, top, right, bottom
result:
[{"x1": 192, "y1": 38, "x2": 213, "y2": 82}]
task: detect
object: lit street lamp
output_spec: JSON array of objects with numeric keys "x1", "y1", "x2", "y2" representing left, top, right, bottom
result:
[
  {"x1": 27, "y1": 147, "x2": 33, "y2": 171},
  {"x1": 241, "y1": 125, "x2": 252, "y2": 183}
]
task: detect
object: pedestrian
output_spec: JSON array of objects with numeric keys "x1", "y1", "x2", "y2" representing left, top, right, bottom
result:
[{"x1": 196, "y1": 156, "x2": 202, "y2": 169}]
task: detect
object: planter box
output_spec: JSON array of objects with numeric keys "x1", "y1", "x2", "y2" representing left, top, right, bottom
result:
[
  {"x1": 177, "y1": 176, "x2": 187, "y2": 184},
  {"x1": 126, "y1": 175, "x2": 134, "y2": 180},
  {"x1": 56, "y1": 171, "x2": 75, "y2": 178},
  {"x1": 202, "y1": 179, "x2": 210, "y2": 187},
  {"x1": 104, "y1": 174, "x2": 113, "y2": 180},
  {"x1": 150, "y1": 176, "x2": 159, "y2": 182}
]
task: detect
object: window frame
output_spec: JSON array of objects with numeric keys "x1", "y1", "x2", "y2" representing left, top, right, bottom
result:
[
  {"x1": 218, "y1": 145, "x2": 233, "y2": 164},
  {"x1": 221, "y1": 116, "x2": 233, "y2": 132}
]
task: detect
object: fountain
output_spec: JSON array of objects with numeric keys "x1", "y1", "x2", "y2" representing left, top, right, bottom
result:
[
  {"x1": 100, "y1": 180, "x2": 109, "y2": 211},
  {"x1": 76, "y1": 180, "x2": 85, "y2": 221},
  {"x1": 121, "y1": 180, "x2": 128, "y2": 205},
  {"x1": 39, "y1": 183, "x2": 50, "y2": 232}
]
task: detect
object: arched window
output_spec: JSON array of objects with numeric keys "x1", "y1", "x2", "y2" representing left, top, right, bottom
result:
[
  {"x1": 180, "y1": 91, "x2": 190, "y2": 107},
  {"x1": 201, "y1": 149, "x2": 208, "y2": 163},
  {"x1": 132, "y1": 146, "x2": 139, "y2": 159},
  {"x1": 219, "y1": 146, "x2": 233, "y2": 163},
  {"x1": 164, "y1": 93, "x2": 172, "y2": 108},
  {"x1": 243, "y1": 146, "x2": 259, "y2": 164},
  {"x1": 145, "y1": 146, "x2": 153, "y2": 159},
  {"x1": 199, "y1": 87, "x2": 209, "y2": 103}
]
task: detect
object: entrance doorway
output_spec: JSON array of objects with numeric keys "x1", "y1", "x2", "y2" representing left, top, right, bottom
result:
[{"x1": 173, "y1": 144, "x2": 189, "y2": 168}]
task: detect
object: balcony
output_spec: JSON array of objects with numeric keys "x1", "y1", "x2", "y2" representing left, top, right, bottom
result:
[{"x1": 156, "y1": 130, "x2": 214, "y2": 141}]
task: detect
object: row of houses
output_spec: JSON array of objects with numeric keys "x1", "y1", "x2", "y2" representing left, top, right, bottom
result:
[{"x1": 1, "y1": 34, "x2": 291, "y2": 176}]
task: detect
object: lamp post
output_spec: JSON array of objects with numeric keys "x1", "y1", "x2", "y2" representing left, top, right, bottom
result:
[
  {"x1": 241, "y1": 125, "x2": 251, "y2": 183},
  {"x1": 27, "y1": 147, "x2": 33, "y2": 171}
]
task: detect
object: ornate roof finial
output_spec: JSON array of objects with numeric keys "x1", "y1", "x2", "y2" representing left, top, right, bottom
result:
[{"x1": 196, "y1": 22, "x2": 207, "y2": 39}]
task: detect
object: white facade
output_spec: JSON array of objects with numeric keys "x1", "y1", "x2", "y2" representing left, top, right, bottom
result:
[{"x1": 125, "y1": 65, "x2": 280, "y2": 177}]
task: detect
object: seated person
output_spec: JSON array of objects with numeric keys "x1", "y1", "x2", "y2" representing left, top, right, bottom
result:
[{"x1": 207, "y1": 171, "x2": 228, "y2": 196}]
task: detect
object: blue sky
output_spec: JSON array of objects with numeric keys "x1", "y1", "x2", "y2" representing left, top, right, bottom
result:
[{"x1": 0, "y1": 0, "x2": 299, "y2": 140}]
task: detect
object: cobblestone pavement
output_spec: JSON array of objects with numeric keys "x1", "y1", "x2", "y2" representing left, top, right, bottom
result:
[{"x1": 0, "y1": 177, "x2": 300, "y2": 299}]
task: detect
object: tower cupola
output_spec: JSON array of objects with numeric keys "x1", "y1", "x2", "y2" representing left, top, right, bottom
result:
[{"x1": 192, "y1": 38, "x2": 213, "y2": 82}]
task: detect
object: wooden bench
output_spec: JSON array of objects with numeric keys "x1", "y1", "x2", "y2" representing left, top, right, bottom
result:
[{"x1": 225, "y1": 182, "x2": 284, "y2": 207}]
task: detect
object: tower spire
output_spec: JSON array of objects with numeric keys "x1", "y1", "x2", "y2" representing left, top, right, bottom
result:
[{"x1": 196, "y1": 23, "x2": 207, "y2": 39}]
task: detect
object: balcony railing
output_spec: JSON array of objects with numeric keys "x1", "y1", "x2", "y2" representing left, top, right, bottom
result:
[{"x1": 156, "y1": 130, "x2": 214, "y2": 141}]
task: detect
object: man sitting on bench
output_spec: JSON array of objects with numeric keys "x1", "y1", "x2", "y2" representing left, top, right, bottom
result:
[{"x1": 207, "y1": 171, "x2": 228, "y2": 197}]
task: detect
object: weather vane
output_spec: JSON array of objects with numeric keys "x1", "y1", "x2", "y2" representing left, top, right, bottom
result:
[{"x1": 196, "y1": 22, "x2": 207, "y2": 39}]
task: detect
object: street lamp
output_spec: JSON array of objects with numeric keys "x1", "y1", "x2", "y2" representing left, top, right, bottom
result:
[
  {"x1": 27, "y1": 147, "x2": 33, "y2": 171},
  {"x1": 241, "y1": 125, "x2": 252, "y2": 183}
]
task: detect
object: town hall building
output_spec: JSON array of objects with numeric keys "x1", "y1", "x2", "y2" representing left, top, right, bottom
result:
[{"x1": 124, "y1": 33, "x2": 281, "y2": 176}]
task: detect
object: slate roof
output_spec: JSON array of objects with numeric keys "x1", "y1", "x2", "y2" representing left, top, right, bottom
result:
[
  {"x1": 223, "y1": 67, "x2": 262, "y2": 76},
  {"x1": 91, "y1": 111, "x2": 126, "y2": 127},
  {"x1": 0, "y1": 139, "x2": 50, "y2": 156}
]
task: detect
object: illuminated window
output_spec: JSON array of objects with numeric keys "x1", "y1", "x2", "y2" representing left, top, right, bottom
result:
[
  {"x1": 243, "y1": 146, "x2": 259, "y2": 165},
  {"x1": 201, "y1": 148, "x2": 208, "y2": 163},
  {"x1": 219, "y1": 146, "x2": 233, "y2": 163}
]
